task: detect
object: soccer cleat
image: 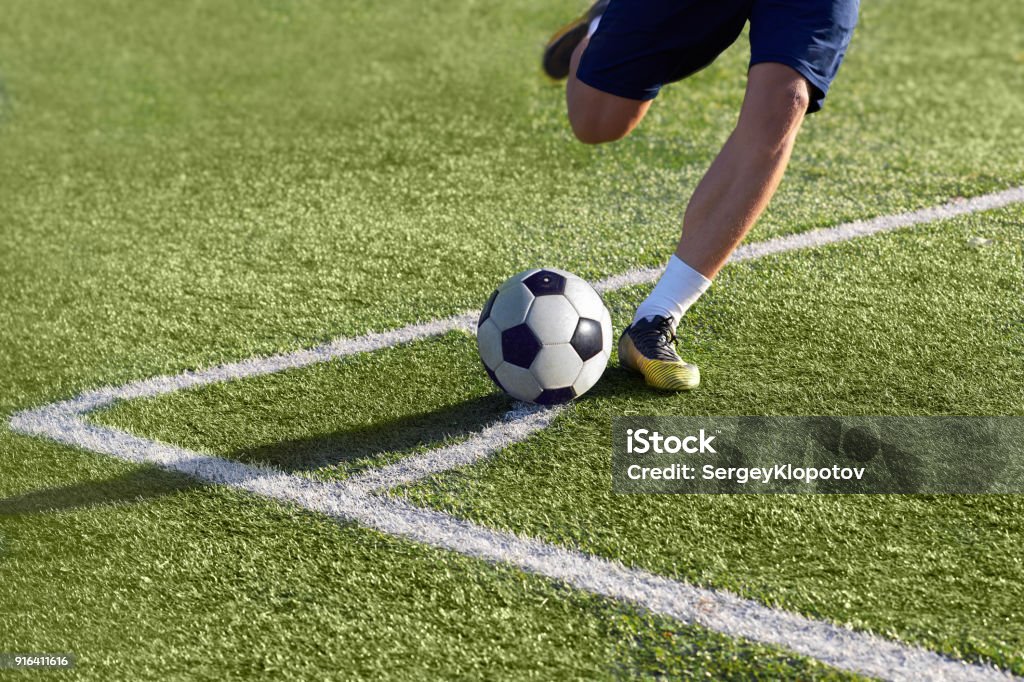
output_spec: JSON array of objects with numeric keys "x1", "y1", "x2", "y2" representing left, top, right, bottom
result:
[
  {"x1": 542, "y1": 0, "x2": 610, "y2": 80},
  {"x1": 617, "y1": 315, "x2": 701, "y2": 391}
]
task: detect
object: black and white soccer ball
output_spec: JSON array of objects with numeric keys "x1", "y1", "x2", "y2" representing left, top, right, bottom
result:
[{"x1": 477, "y1": 268, "x2": 613, "y2": 405}]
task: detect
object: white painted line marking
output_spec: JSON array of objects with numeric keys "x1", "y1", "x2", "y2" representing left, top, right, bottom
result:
[
  {"x1": 344, "y1": 403, "x2": 561, "y2": 495},
  {"x1": 8, "y1": 403, "x2": 1014, "y2": 682},
  {"x1": 593, "y1": 186, "x2": 1024, "y2": 295},
  {"x1": 342, "y1": 186, "x2": 1024, "y2": 494},
  {"x1": 10, "y1": 186, "x2": 1024, "y2": 681}
]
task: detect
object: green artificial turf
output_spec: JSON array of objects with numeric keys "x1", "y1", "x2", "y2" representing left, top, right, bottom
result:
[
  {"x1": 401, "y1": 213, "x2": 1024, "y2": 671},
  {"x1": 2, "y1": 0, "x2": 1023, "y2": 678},
  {"x1": 94, "y1": 331, "x2": 508, "y2": 480},
  {"x1": 2, "y1": 0, "x2": 1023, "y2": 411},
  {"x1": 90, "y1": 208, "x2": 1024, "y2": 676},
  {"x1": 1, "y1": 464, "x2": 864, "y2": 681}
]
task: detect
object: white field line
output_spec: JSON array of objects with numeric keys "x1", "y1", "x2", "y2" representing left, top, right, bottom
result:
[
  {"x1": 593, "y1": 185, "x2": 1024, "y2": 294},
  {"x1": 9, "y1": 185, "x2": 1024, "y2": 681},
  {"x1": 344, "y1": 403, "x2": 562, "y2": 495},
  {"x1": 349, "y1": 185, "x2": 1024, "y2": 493},
  {"x1": 7, "y1": 402, "x2": 1015, "y2": 682}
]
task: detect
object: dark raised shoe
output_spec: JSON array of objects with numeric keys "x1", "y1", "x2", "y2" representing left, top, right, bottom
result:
[{"x1": 542, "y1": 0, "x2": 610, "y2": 80}]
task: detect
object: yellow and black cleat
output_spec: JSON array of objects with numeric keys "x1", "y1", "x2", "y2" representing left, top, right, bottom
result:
[
  {"x1": 617, "y1": 315, "x2": 701, "y2": 391},
  {"x1": 542, "y1": 0, "x2": 610, "y2": 80}
]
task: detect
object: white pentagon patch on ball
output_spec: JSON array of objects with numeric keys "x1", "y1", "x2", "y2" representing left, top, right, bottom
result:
[{"x1": 476, "y1": 268, "x2": 613, "y2": 404}]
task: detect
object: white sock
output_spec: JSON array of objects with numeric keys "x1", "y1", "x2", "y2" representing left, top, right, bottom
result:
[
  {"x1": 586, "y1": 15, "x2": 602, "y2": 38},
  {"x1": 632, "y1": 255, "x2": 711, "y2": 329}
]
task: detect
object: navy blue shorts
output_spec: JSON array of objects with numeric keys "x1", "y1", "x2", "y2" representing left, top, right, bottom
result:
[{"x1": 576, "y1": 0, "x2": 859, "y2": 112}]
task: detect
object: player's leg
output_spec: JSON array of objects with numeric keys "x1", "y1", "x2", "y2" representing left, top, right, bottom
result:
[
  {"x1": 674, "y1": 62, "x2": 810, "y2": 277},
  {"x1": 619, "y1": 0, "x2": 859, "y2": 391},
  {"x1": 619, "y1": 63, "x2": 810, "y2": 390},
  {"x1": 544, "y1": 0, "x2": 753, "y2": 146},
  {"x1": 543, "y1": 0, "x2": 750, "y2": 146}
]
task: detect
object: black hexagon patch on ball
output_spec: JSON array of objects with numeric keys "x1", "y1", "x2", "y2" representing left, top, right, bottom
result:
[
  {"x1": 501, "y1": 323, "x2": 542, "y2": 368},
  {"x1": 535, "y1": 386, "x2": 576, "y2": 405},
  {"x1": 570, "y1": 317, "x2": 603, "y2": 361},
  {"x1": 522, "y1": 270, "x2": 566, "y2": 296}
]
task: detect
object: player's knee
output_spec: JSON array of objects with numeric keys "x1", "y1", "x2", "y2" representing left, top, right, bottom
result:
[
  {"x1": 572, "y1": 124, "x2": 619, "y2": 145},
  {"x1": 741, "y1": 79, "x2": 811, "y2": 153},
  {"x1": 763, "y1": 82, "x2": 809, "y2": 135},
  {"x1": 568, "y1": 110, "x2": 631, "y2": 145},
  {"x1": 778, "y1": 81, "x2": 811, "y2": 125},
  {"x1": 566, "y1": 81, "x2": 645, "y2": 144}
]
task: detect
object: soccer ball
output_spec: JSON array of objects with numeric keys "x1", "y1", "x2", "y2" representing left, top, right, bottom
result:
[{"x1": 477, "y1": 268, "x2": 613, "y2": 404}]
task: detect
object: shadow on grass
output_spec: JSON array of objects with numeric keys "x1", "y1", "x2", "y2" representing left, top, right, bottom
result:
[
  {"x1": 233, "y1": 364, "x2": 668, "y2": 474},
  {"x1": 0, "y1": 366, "x2": 644, "y2": 517},
  {"x1": 584, "y1": 364, "x2": 663, "y2": 400},
  {"x1": 227, "y1": 392, "x2": 515, "y2": 472},
  {"x1": 0, "y1": 467, "x2": 203, "y2": 518}
]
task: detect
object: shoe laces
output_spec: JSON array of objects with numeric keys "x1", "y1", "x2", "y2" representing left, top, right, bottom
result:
[{"x1": 630, "y1": 316, "x2": 681, "y2": 362}]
